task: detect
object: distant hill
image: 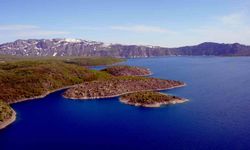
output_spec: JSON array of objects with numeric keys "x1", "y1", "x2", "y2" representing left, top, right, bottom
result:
[
  {"x1": 169, "y1": 42, "x2": 250, "y2": 56},
  {"x1": 1, "y1": 39, "x2": 250, "y2": 57}
]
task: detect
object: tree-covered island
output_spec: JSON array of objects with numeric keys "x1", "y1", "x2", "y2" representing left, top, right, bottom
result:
[{"x1": 120, "y1": 91, "x2": 188, "y2": 107}]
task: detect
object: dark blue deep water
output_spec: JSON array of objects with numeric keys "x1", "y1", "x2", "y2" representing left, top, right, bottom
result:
[{"x1": 1, "y1": 57, "x2": 250, "y2": 150}]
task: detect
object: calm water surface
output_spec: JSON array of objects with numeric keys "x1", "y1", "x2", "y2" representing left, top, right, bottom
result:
[{"x1": 1, "y1": 57, "x2": 250, "y2": 150}]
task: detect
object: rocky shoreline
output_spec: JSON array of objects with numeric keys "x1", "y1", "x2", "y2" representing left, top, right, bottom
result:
[
  {"x1": 8, "y1": 85, "x2": 76, "y2": 104},
  {"x1": 120, "y1": 98, "x2": 188, "y2": 108},
  {"x1": 0, "y1": 108, "x2": 16, "y2": 129}
]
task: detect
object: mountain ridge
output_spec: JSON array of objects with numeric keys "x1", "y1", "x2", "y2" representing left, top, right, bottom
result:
[{"x1": 1, "y1": 39, "x2": 250, "y2": 57}]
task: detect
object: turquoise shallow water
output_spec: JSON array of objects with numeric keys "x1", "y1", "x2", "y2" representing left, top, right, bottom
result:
[{"x1": 1, "y1": 57, "x2": 250, "y2": 150}]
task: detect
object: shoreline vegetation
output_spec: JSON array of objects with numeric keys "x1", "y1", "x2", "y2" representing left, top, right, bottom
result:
[
  {"x1": 0, "y1": 109, "x2": 16, "y2": 130},
  {"x1": 0, "y1": 55, "x2": 187, "y2": 129},
  {"x1": 101, "y1": 65, "x2": 152, "y2": 76},
  {"x1": 0, "y1": 100, "x2": 16, "y2": 129},
  {"x1": 120, "y1": 91, "x2": 188, "y2": 107},
  {"x1": 9, "y1": 86, "x2": 74, "y2": 104}
]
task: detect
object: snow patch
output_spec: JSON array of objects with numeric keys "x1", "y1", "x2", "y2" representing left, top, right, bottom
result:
[
  {"x1": 63, "y1": 38, "x2": 82, "y2": 43},
  {"x1": 53, "y1": 52, "x2": 57, "y2": 56},
  {"x1": 102, "y1": 43, "x2": 111, "y2": 47}
]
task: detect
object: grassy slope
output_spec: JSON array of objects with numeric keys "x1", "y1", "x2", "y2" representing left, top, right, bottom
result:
[{"x1": 0, "y1": 57, "x2": 122, "y2": 104}]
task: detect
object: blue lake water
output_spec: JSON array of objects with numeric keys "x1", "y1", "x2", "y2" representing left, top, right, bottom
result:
[{"x1": 1, "y1": 57, "x2": 250, "y2": 150}]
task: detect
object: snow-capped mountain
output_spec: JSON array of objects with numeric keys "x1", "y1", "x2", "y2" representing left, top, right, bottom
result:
[{"x1": 0, "y1": 39, "x2": 250, "y2": 57}]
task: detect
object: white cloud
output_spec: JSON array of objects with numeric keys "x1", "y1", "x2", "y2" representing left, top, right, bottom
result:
[
  {"x1": 218, "y1": 12, "x2": 247, "y2": 26},
  {"x1": 75, "y1": 17, "x2": 250, "y2": 47},
  {"x1": 185, "y1": 12, "x2": 250, "y2": 45},
  {"x1": 14, "y1": 30, "x2": 70, "y2": 37},
  {"x1": 0, "y1": 25, "x2": 39, "y2": 30},
  {"x1": 109, "y1": 25, "x2": 174, "y2": 34},
  {"x1": 76, "y1": 26, "x2": 104, "y2": 30},
  {"x1": 77, "y1": 25, "x2": 174, "y2": 34},
  {"x1": 0, "y1": 24, "x2": 70, "y2": 41},
  {"x1": 1, "y1": 13, "x2": 250, "y2": 46}
]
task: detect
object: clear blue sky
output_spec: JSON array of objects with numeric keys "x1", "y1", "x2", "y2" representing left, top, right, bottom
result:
[{"x1": 0, "y1": 0, "x2": 249, "y2": 47}]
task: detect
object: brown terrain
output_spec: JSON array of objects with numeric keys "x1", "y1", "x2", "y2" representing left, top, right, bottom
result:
[{"x1": 63, "y1": 76, "x2": 185, "y2": 99}]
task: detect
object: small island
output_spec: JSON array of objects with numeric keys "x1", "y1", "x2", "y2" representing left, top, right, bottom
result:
[
  {"x1": 102, "y1": 65, "x2": 152, "y2": 76},
  {"x1": 0, "y1": 100, "x2": 16, "y2": 129},
  {"x1": 63, "y1": 76, "x2": 185, "y2": 99},
  {"x1": 120, "y1": 91, "x2": 188, "y2": 107}
]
